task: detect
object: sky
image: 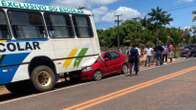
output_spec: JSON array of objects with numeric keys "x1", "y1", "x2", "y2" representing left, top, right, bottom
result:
[{"x1": 13, "y1": 0, "x2": 196, "y2": 29}]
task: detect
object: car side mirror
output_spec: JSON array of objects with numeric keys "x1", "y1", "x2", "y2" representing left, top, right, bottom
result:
[{"x1": 104, "y1": 58, "x2": 110, "y2": 62}]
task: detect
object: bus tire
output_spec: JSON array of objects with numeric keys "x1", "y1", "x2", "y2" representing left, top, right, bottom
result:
[
  {"x1": 31, "y1": 65, "x2": 56, "y2": 92},
  {"x1": 5, "y1": 80, "x2": 34, "y2": 94}
]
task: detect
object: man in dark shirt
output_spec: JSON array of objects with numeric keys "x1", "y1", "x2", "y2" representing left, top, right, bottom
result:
[
  {"x1": 128, "y1": 45, "x2": 140, "y2": 76},
  {"x1": 155, "y1": 45, "x2": 164, "y2": 66}
]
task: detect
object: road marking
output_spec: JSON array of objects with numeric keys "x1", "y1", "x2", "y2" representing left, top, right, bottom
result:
[
  {"x1": 63, "y1": 66, "x2": 196, "y2": 110},
  {"x1": 0, "y1": 58, "x2": 190, "y2": 105}
]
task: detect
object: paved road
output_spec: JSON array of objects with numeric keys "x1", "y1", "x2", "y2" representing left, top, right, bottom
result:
[{"x1": 0, "y1": 58, "x2": 195, "y2": 110}]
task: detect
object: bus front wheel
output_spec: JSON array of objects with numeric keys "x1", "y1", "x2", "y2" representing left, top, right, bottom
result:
[{"x1": 31, "y1": 65, "x2": 56, "y2": 92}]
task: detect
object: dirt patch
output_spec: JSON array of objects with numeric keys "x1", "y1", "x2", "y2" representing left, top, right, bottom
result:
[{"x1": 0, "y1": 86, "x2": 9, "y2": 95}]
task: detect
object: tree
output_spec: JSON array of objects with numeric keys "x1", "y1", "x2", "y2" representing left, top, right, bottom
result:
[
  {"x1": 146, "y1": 7, "x2": 173, "y2": 45},
  {"x1": 191, "y1": 36, "x2": 196, "y2": 43},
  {"x1": 97, "y1": 7, "x2": 192, "y2": 49},
  {"x1": 168, "y1": 28, "x2": 183, "y2": 46},
  {"x1": 97, "y1": 28, "x2": 117, "y2": 48},
  {"x1": 148, "y1": 7, "x2": 173, "y2": 28}
]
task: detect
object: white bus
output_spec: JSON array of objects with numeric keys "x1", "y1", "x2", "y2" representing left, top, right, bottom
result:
[{"x1": 0, "y1": 1, "x2": 100, "y2": 92}]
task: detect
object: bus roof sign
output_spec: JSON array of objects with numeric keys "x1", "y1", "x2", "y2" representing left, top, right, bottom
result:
[{"x1": 0, "y1": 0, "x2": 84, "y2": 14}]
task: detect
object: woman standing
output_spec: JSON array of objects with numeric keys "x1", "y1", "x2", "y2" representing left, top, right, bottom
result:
[{"x1": 168, "y1": 43, "x2": 174, "y2": 63}]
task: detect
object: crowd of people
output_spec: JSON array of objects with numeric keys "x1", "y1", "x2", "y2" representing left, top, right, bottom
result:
[
  {"x1": 120, "y1": 43, "x2": 175, "y2": 76},
  {"x1": 143, "y1": 43, "x2": 175, "y2": 67}
]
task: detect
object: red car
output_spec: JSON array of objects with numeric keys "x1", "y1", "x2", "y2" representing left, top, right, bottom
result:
[{"x1": 80, "y1": 50, "x2": 129, "y2": 81}]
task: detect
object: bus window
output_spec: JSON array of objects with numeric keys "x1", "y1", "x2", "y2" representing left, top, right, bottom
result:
[
  {"x1": 73, "y1": 15, "x2": 93, "y2": 38},
  {"x1": 8, "y1": 10, "x2": 45, "y2": 39},
  {"x1": 0, "y1": 10, "x2": 10, "y2": 39},
  {"x1": 45, "y1": 13, "x2": 74, "y2": 38}
]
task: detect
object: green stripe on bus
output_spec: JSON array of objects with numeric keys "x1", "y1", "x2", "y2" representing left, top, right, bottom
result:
[{"x1": 74, "y1": 48, "x2": 88, "y2": 67}]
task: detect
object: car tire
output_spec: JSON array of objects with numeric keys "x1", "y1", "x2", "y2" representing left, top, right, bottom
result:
[
  {"x1": 188, "y1": 52, "x2": 192, "y2": 57},
  {"x1": 31, "y1": 65, "x2": 56, "y2": 92},
  {"x1": 5, "y1": 80, "x2": 34, "y2": 94},
  {"x1": 192, "y1": 53, "x2": 196, "y2": 57},
  {"x1": 122, "y1": 64, "x2": 129, "y2": 76},
  {"x1": 93, "y1": 71, "x2": 103, "y2": 81}
]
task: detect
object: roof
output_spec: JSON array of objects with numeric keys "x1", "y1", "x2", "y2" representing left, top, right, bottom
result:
[{"x1": 0, "y1": 0, "x2": 84, "y2": 14}]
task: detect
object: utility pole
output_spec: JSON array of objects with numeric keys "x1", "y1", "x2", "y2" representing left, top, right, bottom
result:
[
  {"x1": 115, "y1": 14, "x2": 121, "y2": 49},
  {"x1": 192, "y1": 11, "x2": 196, "y2": 22},
  {"x1": 192, "y1": 11, "x2": 196, "y2": 36}
]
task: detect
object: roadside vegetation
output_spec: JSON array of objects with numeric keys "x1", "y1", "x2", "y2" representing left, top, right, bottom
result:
[{"x1": 98, "y1": 7, "x2": 196, "y2": 49}]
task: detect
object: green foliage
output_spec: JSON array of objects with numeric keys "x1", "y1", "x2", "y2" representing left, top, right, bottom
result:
[
  {"x1": 191, "y1": 36, "x2": 196, "y2": 43},
  {"x1": 148, "y1": 7, "x2": 173, "y2": 28},
  {"x1": 97, "y1": 7, "x2": 191, "y2": 49}
]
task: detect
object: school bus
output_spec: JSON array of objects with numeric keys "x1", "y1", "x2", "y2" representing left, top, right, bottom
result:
[{"x1": 0, "y1": 0, "x2": 100, "y2": 92}]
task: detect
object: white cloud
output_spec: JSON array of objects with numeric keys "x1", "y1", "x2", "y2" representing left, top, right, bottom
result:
[
  {"x1": 92, "y1": 0, "x2": 118, "y2": 5},
  {"x1": 177, "y1": 0, "x2": 194, "y2": 2},
  {"x1": 53, "y1": 0, "x2": 88, "y2": 8},
  {"x1": 102, "y1": 6, "x2": 141, "y2": 23},
  {"x1": 53, "y1": 0, "x2": 119, "y2": 8},
  {"x1": 12, "y1": 0, "x2": 28, "y2": 2},
  {"x1": 92, "y1": 6, "x2": 109, "y2": 22},
  {"x1": 52, "y1": 1, "x2": 141, "y2": 24}
]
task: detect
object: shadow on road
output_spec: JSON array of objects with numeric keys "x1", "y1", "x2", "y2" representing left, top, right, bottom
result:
[
  {"x1": 0, "y1": 73, "x2": 121, "y2": 103},
  {"x1": 0, "y1": 80, "x2": 81, "y2": 102}
]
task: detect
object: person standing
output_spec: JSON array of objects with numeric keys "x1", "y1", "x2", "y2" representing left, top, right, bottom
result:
[
  {"x1": 128, "y1": 44, "x2": 140, "y2": 76},
  {"x1": 162, "y1": 45, "x2": 169, "y2": 63},
  {"x1": 155, "y1": 45, "x2": 164, "y2": 66},
  {"x1": 168, "y1": 43, "x2": 174, "y2": 63},
  {"x1": 144, "y1": 45, "x2": 154, "y2": 67}
]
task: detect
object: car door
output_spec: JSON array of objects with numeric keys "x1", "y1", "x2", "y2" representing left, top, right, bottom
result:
[
  {"x1": 108, "y1": 52, "x2": 121, "y2": 74},
  {"x1": 101, "y1": 52, "x2": 114, "y2": 75},
  {"x1": 102, "y1": 51, "x2": 121, "y2": 75}
]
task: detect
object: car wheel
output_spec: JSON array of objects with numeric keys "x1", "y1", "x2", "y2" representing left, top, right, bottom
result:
[
  {"x1": 31, "y1": 65, "x2": 56, "y2": 92},
  {"x1": 122, "y1": 64, "x2": 129, "y2": 76},
  {"x1": 192, "y1": 53, "x2": 196, "y2": 57},
  {"x1": 188, "y1": 52, "x2": 192, "y2": 57},
  {"x1": 93, "y1": 71, "x2": 103, "y2": 81}
]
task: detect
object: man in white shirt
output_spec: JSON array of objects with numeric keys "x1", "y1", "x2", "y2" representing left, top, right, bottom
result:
[{"x1": 144, "y1": 46, "x2": 154, "y2": 67}]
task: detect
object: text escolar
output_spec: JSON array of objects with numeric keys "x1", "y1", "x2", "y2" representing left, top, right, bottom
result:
[{"x1": 0, "y1": 41, "x2": 41, "y2": 53}]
